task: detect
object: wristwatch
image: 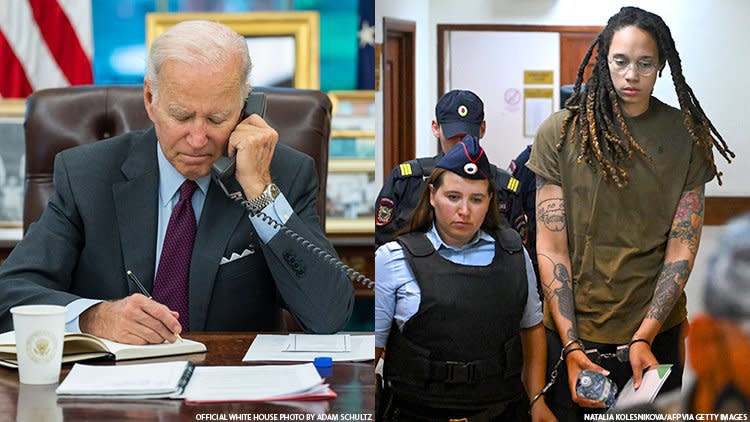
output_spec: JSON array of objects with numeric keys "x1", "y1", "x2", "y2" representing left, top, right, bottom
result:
[{"x1": 247, "y1": 183, "x2": 280, "y2": 213}]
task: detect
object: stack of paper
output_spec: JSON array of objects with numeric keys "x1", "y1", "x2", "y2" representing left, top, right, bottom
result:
[
  {"x1": 244, "y1": 334, "x2": 374, "y2": 362},
  {"x1": 55, "y1": 361, "x2": 336, "y2": 403},
  {"x1": 56, "y1": 361, "x2": 194, "y2": 399},
  {"x1": 181, "y1": 363, "x2": 336, "y2": 403}
]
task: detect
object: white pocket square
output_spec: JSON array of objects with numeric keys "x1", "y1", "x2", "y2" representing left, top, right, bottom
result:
[{"x1": 219, "y1": 248, "x2": 255, "y2": 265}]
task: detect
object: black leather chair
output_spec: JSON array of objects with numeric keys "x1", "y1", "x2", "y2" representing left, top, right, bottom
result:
[{"x1": 23, "y1": 85, "x2": 332, "y2": 233}]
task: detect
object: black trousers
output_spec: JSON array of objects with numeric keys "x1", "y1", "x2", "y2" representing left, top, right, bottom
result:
[
  {"x1": 380, "y1": 394, "x2": 530, "y2": 422},
  {"x1": 543, "y1": 324, "x2": 685, "y2": 422}
]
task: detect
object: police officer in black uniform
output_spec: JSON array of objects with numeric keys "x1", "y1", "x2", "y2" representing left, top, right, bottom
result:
[
  {"x1": 510, "y1": 144, "x2": 541, "y2": 297},
  {"x1": 375, "y1": 90, "x2": 525, "y2": 246}
]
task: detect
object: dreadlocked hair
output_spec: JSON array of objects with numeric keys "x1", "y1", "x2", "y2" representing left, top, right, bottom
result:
[{"x1": 560, "y1": 6, "x2": 734, "y2": 188}]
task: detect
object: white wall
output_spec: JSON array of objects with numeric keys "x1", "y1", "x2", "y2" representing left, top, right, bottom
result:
[
  {"x1": 377, "y1": 0, "x2": 748, "y2": 195},
  {"x1": 447, "y1": 30, "x2": 560, "y2": 171}
]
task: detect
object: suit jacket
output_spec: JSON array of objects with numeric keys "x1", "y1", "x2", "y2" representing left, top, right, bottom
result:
[{"x1": 0, "y1": 129, "x2": 354, "y2": 333}]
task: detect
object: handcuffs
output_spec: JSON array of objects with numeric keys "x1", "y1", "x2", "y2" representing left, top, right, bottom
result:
[{"x1": 528, "y1": 337, "x2": 650, "y2": 412}]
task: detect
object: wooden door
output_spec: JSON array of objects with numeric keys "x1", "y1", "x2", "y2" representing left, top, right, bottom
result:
[
  {"x1": 383, "y1": 18, "x2": 415, "y2": 176},
  {"x1": 560, "y1": 32, "x2": 599, "y2": 86}
]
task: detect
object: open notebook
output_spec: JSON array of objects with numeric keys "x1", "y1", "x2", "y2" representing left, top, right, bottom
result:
[{"x1": 0, "y1": 331, "x2": 206, "y2": 368}]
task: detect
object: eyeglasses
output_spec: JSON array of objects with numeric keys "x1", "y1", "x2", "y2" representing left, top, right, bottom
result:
[{"x1": 608, "y1": 57, "x2": 657, "y2": 76}]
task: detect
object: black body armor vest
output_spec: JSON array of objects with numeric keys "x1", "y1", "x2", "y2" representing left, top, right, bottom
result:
[{"x1": 384, "y1": 229, "x2": 527, "y2": 412}]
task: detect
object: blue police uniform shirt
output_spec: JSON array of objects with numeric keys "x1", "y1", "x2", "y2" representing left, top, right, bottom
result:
[{"x1": 374, "y1": 224, "x2": 543, "y2": 348}]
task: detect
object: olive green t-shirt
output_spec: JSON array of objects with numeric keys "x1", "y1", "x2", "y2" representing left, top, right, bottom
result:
[{"x1": 527, "y1": 97, "x2": 715, "y2": 344}]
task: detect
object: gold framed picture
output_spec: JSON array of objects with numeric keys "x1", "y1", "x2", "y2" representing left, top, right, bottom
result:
[
  {"x1": 146, "y1": 12, "x2": 320, "y2": 89},
  {"x1": 0, "y1": 100, "x2": 25, "y2": 119},
  {"x1": 0, "y1": 109, "x2": 26, "y2": 229},
  {"x1": 325, "y1": 159, "x2": 376, "y2": 235},
  {"x1": 325, "y1": 90, "x2": 375, "y2": 235},
  {"x1": 0, "y1": 77, "x2": 27, "y2": 231},
  {"x1": 328, "y1": 90, "x2": 375, "y2": 136}
]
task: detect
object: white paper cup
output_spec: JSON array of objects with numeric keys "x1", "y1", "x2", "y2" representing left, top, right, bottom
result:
[{"x1": 10, "y1": 305, "x2": 66, "y2": 385}]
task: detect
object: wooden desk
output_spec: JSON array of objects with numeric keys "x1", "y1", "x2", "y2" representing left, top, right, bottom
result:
[{"x1": 0, "y1": 333, "x2": 375, "y2": 420}]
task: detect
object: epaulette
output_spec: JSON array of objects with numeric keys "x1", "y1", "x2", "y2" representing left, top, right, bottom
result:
[
  {"x1": 394, "y1": 157, "x2": 437, "y2": 179},
  {"x1": 492, "y1": 165, "x2": 521, "y2": 194}
]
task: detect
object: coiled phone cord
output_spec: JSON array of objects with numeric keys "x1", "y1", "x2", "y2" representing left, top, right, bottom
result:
[{"x1": 224, "y1": 190, "x2": 374, "y2": 289}]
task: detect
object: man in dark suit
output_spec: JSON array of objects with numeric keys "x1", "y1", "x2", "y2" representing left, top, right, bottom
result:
[{"x1": 0, "y1": 20, "x2": 354, "y2": 344}]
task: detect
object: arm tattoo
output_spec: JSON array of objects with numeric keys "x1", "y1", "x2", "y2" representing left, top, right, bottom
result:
[
  {"x1": 646, "y1": 260, "x2": 690, "y2": 321},
  {"x1": 539, "y1": 253, "x2": 577, "y2": 340},
  {"x1": 668, "y1": 189, "x2": 704, "y2": 256},
  {"x1": 536, "y1": 175, "x2": 567, "y2": 231},
  {"x1": 537, "y1": 198, "x2": 566, "y2": 231}
]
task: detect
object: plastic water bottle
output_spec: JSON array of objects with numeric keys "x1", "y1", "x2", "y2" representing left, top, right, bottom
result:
[{"x1": 575, "y1": 370, "x2": 618, "y2": 408}]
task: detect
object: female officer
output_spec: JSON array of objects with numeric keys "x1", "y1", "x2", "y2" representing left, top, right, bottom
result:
[
  {"x1": 527, "y1": 6, "x2": 734, "y2": 420},
  {"x1": 375, "y1": 136, "x2": 555, "y2": 421}
]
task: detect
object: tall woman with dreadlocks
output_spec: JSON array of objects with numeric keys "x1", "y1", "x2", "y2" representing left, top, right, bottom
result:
[{"x1": 526, "y1": 6, "x2": 734, "y2": 420}]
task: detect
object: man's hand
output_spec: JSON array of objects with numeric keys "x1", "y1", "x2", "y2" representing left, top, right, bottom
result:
[
  {"x1": 228, "y1": 114, "x2": 279, "y2": 199},
  {"x1": 79, "y1": 294, "x2": 182, "y2": 344},
  {"x1": 565, "y1": 350, "x2": 609, "y2": 408},
  {"x1": 629, "y1": 341, "x2": 658, "y2": 389}
]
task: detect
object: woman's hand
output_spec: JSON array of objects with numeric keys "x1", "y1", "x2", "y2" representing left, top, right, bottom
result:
[
  {"x1": 629, "y1": 340, "x2": 659, "y2": 389},
  {"x1": 530, "y1": 396, "x2": 558, "y2": 422},
  {"x1": 565, "y1": 349, "x2": 609, "y2": 408}
]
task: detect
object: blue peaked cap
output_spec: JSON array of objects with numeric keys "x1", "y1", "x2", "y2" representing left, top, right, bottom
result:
[
  {"x1": 436, "y1": 90, "x2": 484, "y2": 139},
  {"x1": 436, "y1": 135, "x2": 491, "y2": 180}
]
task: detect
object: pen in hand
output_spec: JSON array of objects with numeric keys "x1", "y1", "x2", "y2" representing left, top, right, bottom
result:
[{"x1": 126, "y1": 270, "x2": 183, "y2": 342}]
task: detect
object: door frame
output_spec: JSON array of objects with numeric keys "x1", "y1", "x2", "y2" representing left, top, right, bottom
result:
[
  {"x1": 437, "y1": 24, "x2": 602, "y2": 98},
  {"x1": 382, "y1": 17, "x2": 416, "y2": 177}
]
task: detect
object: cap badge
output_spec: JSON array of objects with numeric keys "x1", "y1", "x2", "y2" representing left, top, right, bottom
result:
[
  {"x1": 463, "y1": 163, "x2": 478, "y2": 175},
  {"x1": 457, "y1": 105, "x2": 468, "y2": 117}
]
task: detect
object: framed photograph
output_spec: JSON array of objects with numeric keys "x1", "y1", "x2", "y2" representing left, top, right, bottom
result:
[
  {"x1": 0, "y1": 109, "x2": 26, "y2": 228},
  {"x1": 0, "y1": 100, "x2": 25, "y2": 119},
  {"x1": 146, "y1": 11, "x2": 320, "y2": 89},
  {"x1": 329, "y1": 136, "x2": 375, "y2": 160},
  {"x1": 325, "y1": 91, "x2": 376, "y2": 235},
  {"x1": 328, "y1": 90, "x2": 376, "y2": 133},
  {"x1": 325, "y1": 160, "x2": 376, "y2": 235}
]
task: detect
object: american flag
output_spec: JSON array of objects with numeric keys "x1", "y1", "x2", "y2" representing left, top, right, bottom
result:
[
  {"x1": 357, "y1": 0, "x2": 374, "y2": 90},
  {"x1": 0, "y1": 0, "x2": 93, "y2": 98}
]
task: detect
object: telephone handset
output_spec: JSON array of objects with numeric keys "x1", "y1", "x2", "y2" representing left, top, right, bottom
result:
[
  {"x1": 210, "y1": 92, "x2": 374, "y2": 288},
  {"x1": 211, "y1": 92, "x2": 267, "y2": 182}
]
